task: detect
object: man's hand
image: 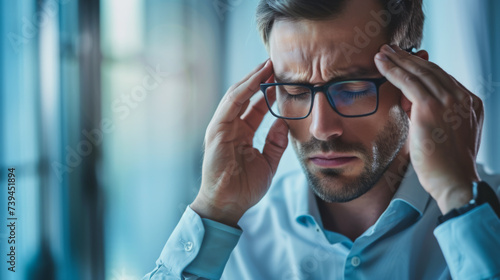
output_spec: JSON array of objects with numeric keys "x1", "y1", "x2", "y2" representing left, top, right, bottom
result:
[
  {"x1": 375, "y1": 44, "x2": 484, "y2": 214},
  {"x1": 190, "y1": 60, "x2": 289, "y2": 227}
]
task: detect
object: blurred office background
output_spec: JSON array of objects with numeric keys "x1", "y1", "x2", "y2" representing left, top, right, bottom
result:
[{"x1": 1, "y1": 0, "x2": 499, "y2": 279}]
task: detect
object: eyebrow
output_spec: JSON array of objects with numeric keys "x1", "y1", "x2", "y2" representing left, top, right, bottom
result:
[{"x1": 274, "y1": 67, "x2": 380, "y2": 84}]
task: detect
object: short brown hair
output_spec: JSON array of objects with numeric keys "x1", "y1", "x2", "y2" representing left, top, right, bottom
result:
[{"x1": 256, "y1": 0, "x2": 424, "y2": 49}]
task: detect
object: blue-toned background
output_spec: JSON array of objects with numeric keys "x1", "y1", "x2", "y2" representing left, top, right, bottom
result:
[{"x1": 1, "y1": 0, "x2": 499, "y2": 279}]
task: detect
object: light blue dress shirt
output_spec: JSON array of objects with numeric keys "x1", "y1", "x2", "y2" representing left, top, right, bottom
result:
[{"x1": 144, "y1": 164, "x2": 500, "y2": 280}]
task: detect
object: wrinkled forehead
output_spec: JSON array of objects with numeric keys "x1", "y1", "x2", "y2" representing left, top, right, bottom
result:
[{"x1": 268, "y1": 0, "x2": 388, "y2": 84}]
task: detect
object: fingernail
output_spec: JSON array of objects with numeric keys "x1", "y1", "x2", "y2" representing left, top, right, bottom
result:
[
  {"x1": 264, "y1": 59, "x2": 271, "y2": 67},
  {"x1": 382, "y1": 44, "x2": 395, "y2": 53},
  {"x1": 375, "y1": 52, "x2": 388, "y2": 61}
]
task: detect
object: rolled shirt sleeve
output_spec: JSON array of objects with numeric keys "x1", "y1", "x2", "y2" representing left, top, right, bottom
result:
[
  {"x1": 143, "y1": 206, "x2": 242, "y2": 280},
  {"x1": 434, "y1": 203, "x2": 500, "y2": 279}
]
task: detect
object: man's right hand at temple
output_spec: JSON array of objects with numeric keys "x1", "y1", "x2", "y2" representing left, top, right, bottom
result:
[{"x1": 190, "y1": 60, "x2": 289, "y2": 228}]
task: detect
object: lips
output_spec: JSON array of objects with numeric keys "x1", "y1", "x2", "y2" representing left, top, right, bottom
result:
[{"x1": 308, "y1": 154, "x2": 358, "y2": 168}]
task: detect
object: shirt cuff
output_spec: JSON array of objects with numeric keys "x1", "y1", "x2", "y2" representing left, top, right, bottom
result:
[
  {"x1": 185, "y1": 215, "x2": 242, "y2": 279},
  {"x1": 149, "y1": 206, "x2": 205, "y2": 279},
  {"x1": 434, "y1": 203, "x2": 500, "y2": 279}
]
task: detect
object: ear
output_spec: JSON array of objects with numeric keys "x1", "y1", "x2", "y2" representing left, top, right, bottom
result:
[
  {"x1": 400, "y1": 93, "x2": 412, "y2": 118},
  {"x1": 415, "y1": 49, "x2": 429, "y2": 61}
]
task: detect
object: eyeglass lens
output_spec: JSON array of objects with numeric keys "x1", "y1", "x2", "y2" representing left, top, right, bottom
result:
[{"x1": 264, "y1": 80, "x2": 378, "y2": 118}]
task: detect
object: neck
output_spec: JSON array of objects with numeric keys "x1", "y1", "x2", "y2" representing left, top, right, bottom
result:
[{"x1": 317, "y1": 149, "x2": 410, "y2": 241}]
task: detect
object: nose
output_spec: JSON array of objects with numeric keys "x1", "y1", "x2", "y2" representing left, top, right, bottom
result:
[{"x1": 309, "y1": 92, "x2": 344, "y2": 141}]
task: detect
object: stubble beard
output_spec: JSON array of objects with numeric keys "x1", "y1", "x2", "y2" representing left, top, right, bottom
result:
[{"x1": 293, "y1": 107, "x2": 409, "y2": 203}]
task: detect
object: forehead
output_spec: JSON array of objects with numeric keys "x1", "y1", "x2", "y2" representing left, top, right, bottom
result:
[{"x1": 268, "y1": 0, "x2": 388, "y2": 84}]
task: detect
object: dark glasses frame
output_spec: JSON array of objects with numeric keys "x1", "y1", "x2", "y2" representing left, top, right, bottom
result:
[{"x1": 260, "y1": 77, "x2": 387, "y2": 119}]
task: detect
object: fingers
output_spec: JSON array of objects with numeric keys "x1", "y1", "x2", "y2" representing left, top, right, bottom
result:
[
  {"x1": 387, "y1": 47, "x2": 455, "y2": 101},
  {"x1": 450, "y1": 76, "x2": 484, "y2": 154},
  {"x1": 213, "y1": 60, "x2": 273, "y2": 124},
  {"x1": 451, "y1": 75, "x2": 484, "y2": 117},
  {"x1": 391, "y1": 46, "x2": 458, "y2": 96},
  {"x1": 230, "y1": 60, "x2": 269, "y2": 91},
  {"x1": 237, "y1": 99, "x2": 250, "y2": 119},
  {"x1": 375, "y1": 49, "x2": 430, "y2": 103},
  {"x1": 262, "y1": 119, "x2": 289, "y2": 174},
  {"x1": 240, "y1": 74, "x2": 275, "y2": 129},
  {"x1": 375, "y1": 44, "x2": 469, "y2": 104},
  {"x1": 241, "y1": 94, "x2": 272, "y2": 131}
]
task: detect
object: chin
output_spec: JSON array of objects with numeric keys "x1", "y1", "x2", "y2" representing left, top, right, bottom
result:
[{"x1": 304, "y1": 160, "x2": 385, "y2": 203}]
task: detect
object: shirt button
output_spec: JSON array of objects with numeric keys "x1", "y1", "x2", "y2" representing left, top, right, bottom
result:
[
  {"x1": 351, "y1": 256, "x2": 361, "y2": 267},
  {"x1": 184, "y1": 241, "x2": 193, "y2": 252}
]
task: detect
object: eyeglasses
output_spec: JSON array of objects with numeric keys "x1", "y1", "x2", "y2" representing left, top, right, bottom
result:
[{"x1": 260, "y1": 77, "x2": 387, "y2": 119}]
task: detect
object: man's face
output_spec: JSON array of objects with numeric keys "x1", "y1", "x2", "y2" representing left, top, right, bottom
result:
[{"x1": 268, "y1": 0, "x2": 410, "y2": 203}]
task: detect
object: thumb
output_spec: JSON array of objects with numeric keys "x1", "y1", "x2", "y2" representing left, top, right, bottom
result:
[{"x1": 262, "y1": 119, "x2": 289, "y2": 174}]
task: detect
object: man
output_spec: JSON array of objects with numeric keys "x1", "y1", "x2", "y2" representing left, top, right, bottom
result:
[{"x1": 144, "y1": 0, "x2": 500, "y2": 279}]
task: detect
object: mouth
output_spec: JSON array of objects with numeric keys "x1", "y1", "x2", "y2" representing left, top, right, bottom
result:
[{"x1": 308, "y1": 153, "x2": 358, "y2": 168}]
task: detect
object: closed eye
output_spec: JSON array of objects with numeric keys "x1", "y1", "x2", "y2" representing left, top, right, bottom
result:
[
  {"x1": 278, "y1": 85, "x2": 311, "y2": 100},
  {"x1": 287, "y1": 91, "x2": 310, "y2": 100},
  {"x1": 339, "y1": 90, "x2": 370, "y2": 99}
]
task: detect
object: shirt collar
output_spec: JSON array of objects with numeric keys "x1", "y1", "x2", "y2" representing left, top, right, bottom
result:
[
  {"x1": 391, "y1": 163, "x2": 430, "y2": 216},
  {"x1": 293, "y1": 172, "x2": 323, "y2": 227},
  {"x1": 294, "y1": 163, "x2": 430, "y2": 227}
]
